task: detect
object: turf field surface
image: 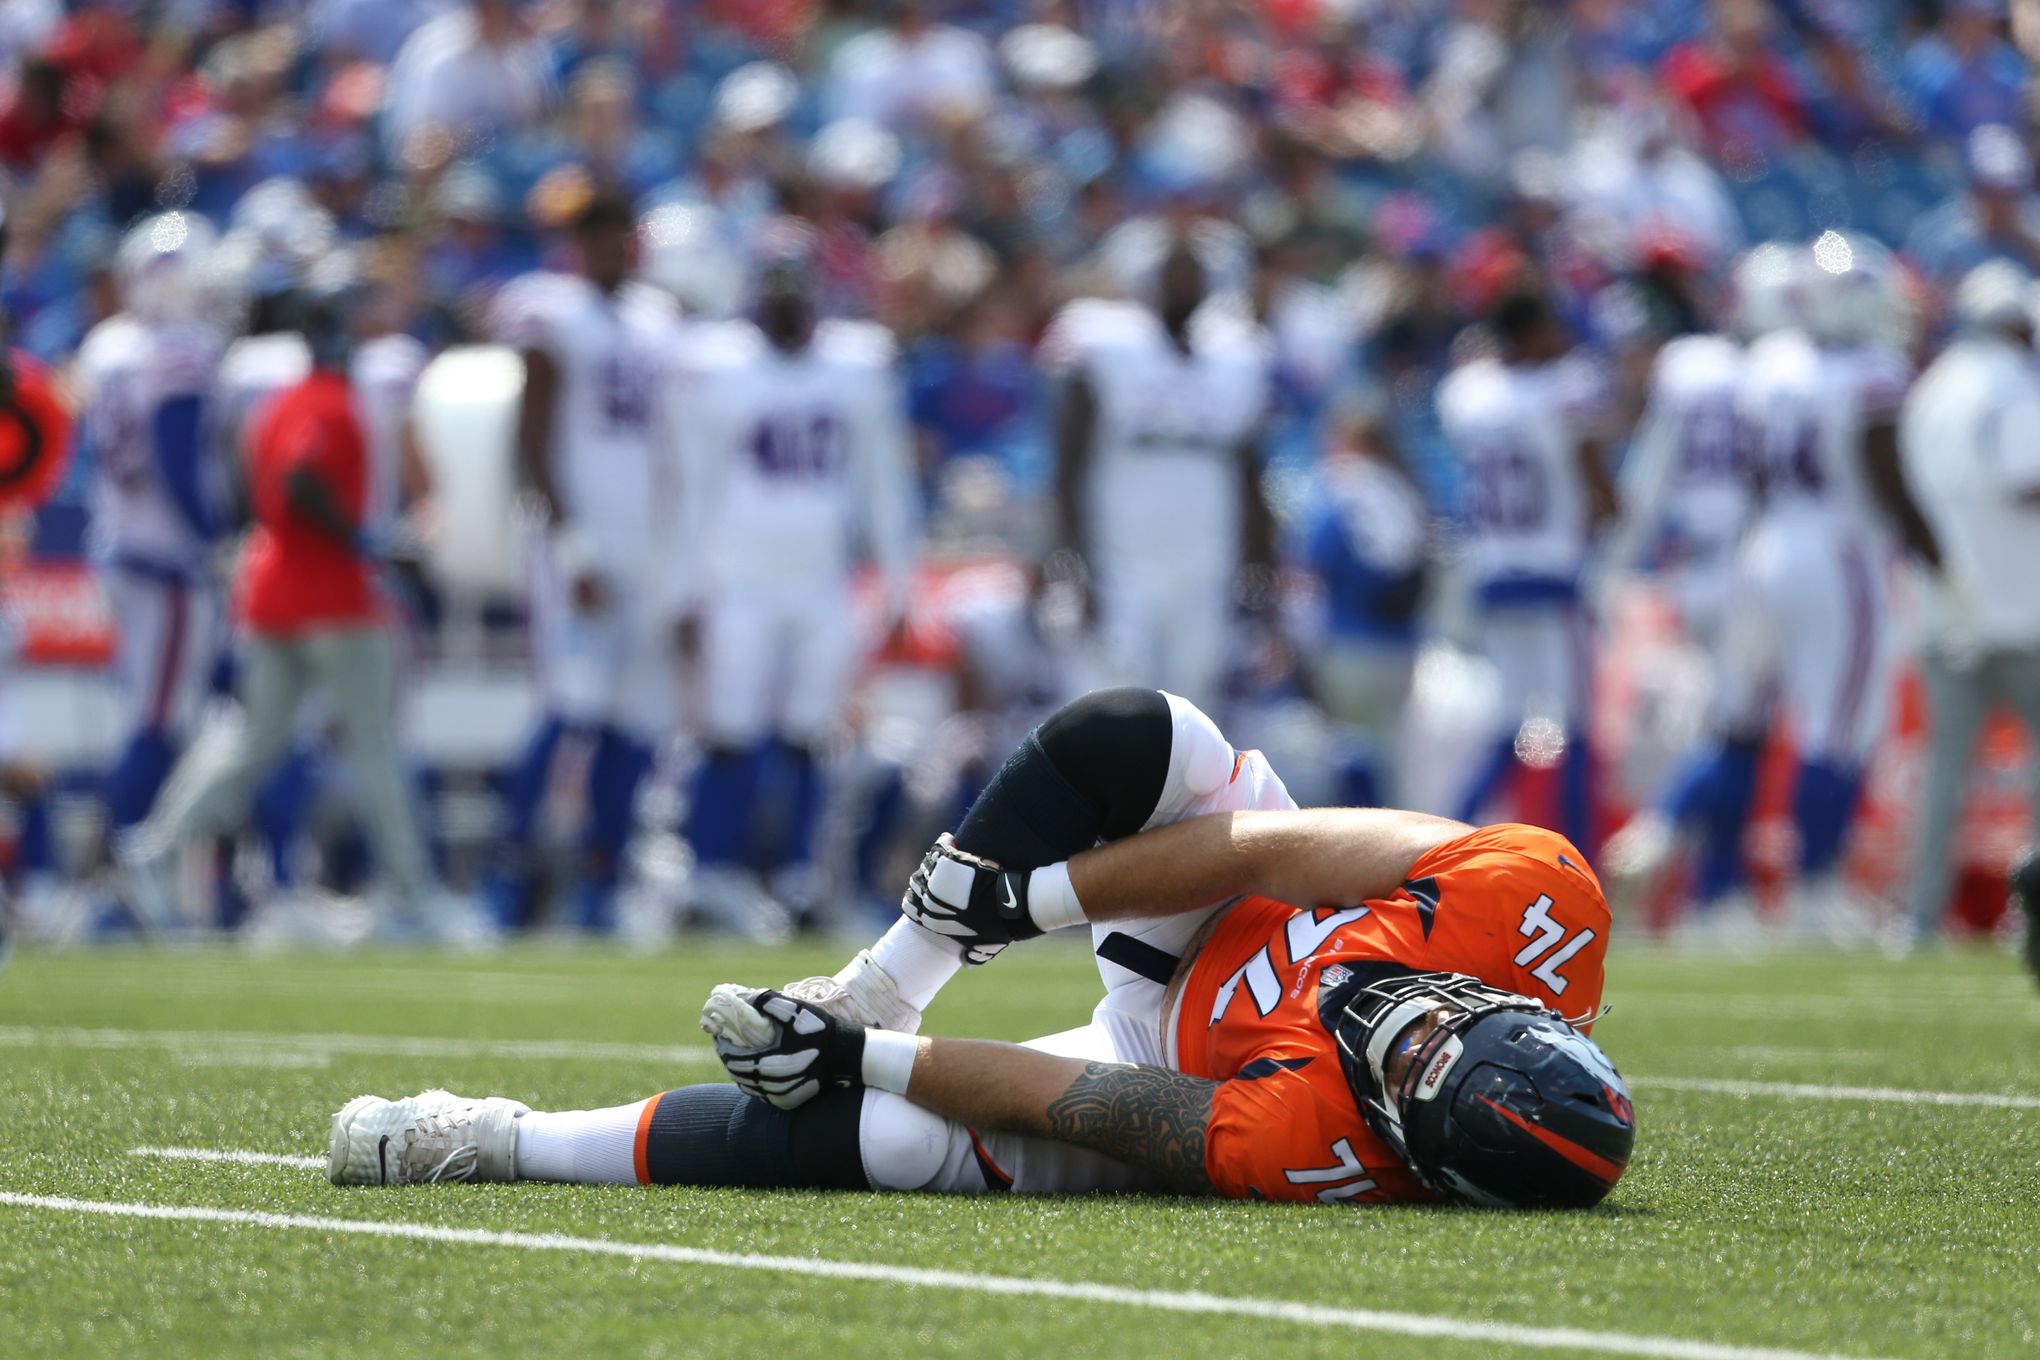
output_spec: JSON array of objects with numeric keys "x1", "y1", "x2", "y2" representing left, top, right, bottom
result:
[{"x1": 1, "y1": 940, "x2": 2035, "y2": 1360}]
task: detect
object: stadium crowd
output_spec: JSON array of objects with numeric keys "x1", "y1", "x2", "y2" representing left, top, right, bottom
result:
[{"x1": 1, "y1": 0, "x2": 2039, "y2": 956}]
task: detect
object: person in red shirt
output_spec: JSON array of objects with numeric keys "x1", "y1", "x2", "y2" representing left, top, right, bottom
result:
[
  {"x1": 1658, "y1": 0, "x2": 1807, "y2": 161},
  {"x1": 122, "y1": 277, "x2": 464, "y2": 937}
]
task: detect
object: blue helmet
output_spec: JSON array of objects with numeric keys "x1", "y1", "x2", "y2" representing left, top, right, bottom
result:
[{"x1": 1329, "y1": 970, "x2": 1636, "y2": 1208}]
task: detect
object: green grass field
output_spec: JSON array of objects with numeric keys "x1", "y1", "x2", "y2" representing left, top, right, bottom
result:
[{"x1": 1, "y1": 938, "x2": 2036, "y2": 1360}]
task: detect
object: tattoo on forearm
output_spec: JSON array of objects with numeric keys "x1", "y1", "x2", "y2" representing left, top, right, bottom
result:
[{"x1": 1043, "y1": 1062, "x2": 1217, "y2": 1194}]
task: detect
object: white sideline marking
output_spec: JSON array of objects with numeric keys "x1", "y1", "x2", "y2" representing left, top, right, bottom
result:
[
  {"x1": 1631, "y1": 1077, "x2": 2040, "y2": 1110},
  {"x1": 0, "y1": 1191, "x2": 1895, "y2": 1360},
  {"x1": 0, "y1": 1024, "x2": 720, "y2": 1068},
  {"x1": 131, "y1": 1146, "x2": 326, "y2": 1170},
  {"x1": 10, "y1": 1024, "x2": 2040, "y2": 1111}
]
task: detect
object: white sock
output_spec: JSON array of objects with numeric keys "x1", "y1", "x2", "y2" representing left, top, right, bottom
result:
[
  {"x1": 514, "y1": 1100, "x2": 651, "y2": 1185},
  {"x1": 869, "y1": 917, "x2": 966, "y2": 1011}
]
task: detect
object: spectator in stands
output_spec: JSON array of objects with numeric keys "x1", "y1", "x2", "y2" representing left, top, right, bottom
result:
[
  {"x1": 905, "y1": 285, "x2": 1040, "y2": 490},
  {"x1": 1901, "y1": 0, "x2": 2027, "y2": 141},
  {"x1": 382, "y1": 0, "x2": 556, "y2": 166},
  {"x1": 824, "y1": 0, "x2": 996, "y2": 135},
  {"x1": 1659, "y1": 0, "x2": 1807, "y2": 163},
  {"x1": 1296, "y1": 394, "x2": 1430, "y2": 809},
  {"x1": 1897, "y1": 260, "x2": 2040, "y2": 946},
  {"x1": 1904, "y1": 124, "x2": 2040, "y2": 292}
]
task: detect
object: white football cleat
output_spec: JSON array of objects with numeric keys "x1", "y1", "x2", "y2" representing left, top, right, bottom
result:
[
  {"x1": 328, "y1": 1089, "x2": 528, "y2": 1186},
  {"x1": 781, "y1": 948, "x2": 922, "y2": 1033}
]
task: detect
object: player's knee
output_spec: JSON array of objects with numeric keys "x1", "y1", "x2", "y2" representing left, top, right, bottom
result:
[
  {"x1": 1037, "y1": 687, "x2": 1173, "y2": 836},
  {"x1": 857, "y1": 1090, "x2": 957, "y2": 1191}
]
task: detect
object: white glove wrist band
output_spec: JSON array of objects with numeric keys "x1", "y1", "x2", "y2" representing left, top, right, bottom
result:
[
  {"x1": 860, "y1": 1028, "x2": 921, "y2": 1095},
  {"x1": 1027, "y1": 862, "x2": 1088, "y2": 933}
]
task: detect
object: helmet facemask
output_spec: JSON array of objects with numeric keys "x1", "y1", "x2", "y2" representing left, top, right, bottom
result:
[{"x1": 1331, "y1": 970, "x2": 1635, "y2": 1208}]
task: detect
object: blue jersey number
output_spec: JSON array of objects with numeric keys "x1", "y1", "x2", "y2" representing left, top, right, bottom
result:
[
  {"x1": 750, "y1": 412, "x2": 843, "y2": 479},
  {"x1": 600, "y1": 354, "x2": 653, "y2": 433},
  {"x1": 1465, "y1": 438, "x2": 1549, "y2": 532},
  {"x1": 1680, "y1": 401, "x2": 1742, "y2": 482}
]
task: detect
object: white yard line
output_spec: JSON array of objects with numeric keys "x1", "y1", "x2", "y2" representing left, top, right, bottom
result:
[
  {"x1": 0, "y1": 1190, "x2": 1898, "y2": 1360},
  {"x1": 131, "y1": 1146, "x2": 326, "y2": 1170},
  {"x1": 10, "y1": 1024, "x2": 2040, "y2": 1110},
  {"x1": 1629, "y1": 1077, "x2": 2040, "y2": 1110},
  {"x1": 0, "y1": 1024, "x2": 720, "y2": 1068}
]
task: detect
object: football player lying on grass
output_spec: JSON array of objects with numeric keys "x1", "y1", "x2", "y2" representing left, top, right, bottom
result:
[{"x1": 330, "y1": 689, "x2": 1636, "y2": 1207}]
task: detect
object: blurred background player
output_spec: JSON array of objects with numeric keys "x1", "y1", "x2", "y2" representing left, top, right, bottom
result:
[
  {"x1": 1599, "y1": 244, "x2": 1779, "y2": 926},
  {"x1": 1605, "y1": 251, "x2": 1755, "y2": 666},
  {"x1": 676, "y1": 225, "x2": 915, "y2": 931},
  {"x1": 1897, "y1": 260, "x2": 2040, "y2": 949},
  {"x1": 122, "y1": 272, "x2": 470, "y2": 939},
  {"x1": 1294, "y1": 394, "x2": 1429, "y2": 809},
  {"x1": 1044, "y1": 230, "x2": 1275, "y2": 714},
  {"x1": 1623, "y1": 234, "x2": 1931, "y2": 942},
  {"x1": 1438, "y1": 282, "x2": 1616, "y2": 852},
  {"x1": 484, "y1": 190, "x2": 685, "y2": 936},
  {"x1": 74, "y1": 211, "x2": 227, "y2": 926}
]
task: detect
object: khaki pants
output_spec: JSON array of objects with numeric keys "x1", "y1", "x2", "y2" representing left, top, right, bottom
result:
[{"x1": 148, "y1": 624, "x2": 429, "y2": 903}]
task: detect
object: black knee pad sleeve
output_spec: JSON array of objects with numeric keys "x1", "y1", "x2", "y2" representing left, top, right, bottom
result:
[
  {"x1": 954, "y1": 687, "x2": 1173, "y2": 868},
  {"x1": 1035, "y1": 686, "x2": 1174, "y2": 840},
  {"x1": 642, "y1": 1084, "x2": 868, "y2": 1190}
]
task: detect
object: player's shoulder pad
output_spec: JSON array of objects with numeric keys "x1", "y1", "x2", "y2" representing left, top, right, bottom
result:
[
  {"x1": 677, "y1": 317, "x2": 768, "y2": 371},
  {"x1": 1039, "y1": 296, "x2": 1147, "y2": 371},
  {"x1": 356, "y1": 331, "x2": 430, "y2": 379},
  {"x1": 1189, "y1": 296, "x2": 1274, "y2": 358},
  {"x1": 812, "y1": 317, "x2": 899, "y2": 369},
  {"x1": 1435, "y1": 354, "x2": 1506, "y2": 414},
  {"x1": 75, "y1": 313, "x2": 145, "y2": 373},
  {"x1": 489, "y1": 270, "x2": 580, "y2": 346},
  {"x1": 1650, "y1": 333, "x2": 1740, "y2": 395},
  {"x1": 617, "y1": 280, "x2": 683, "y2": 328}
]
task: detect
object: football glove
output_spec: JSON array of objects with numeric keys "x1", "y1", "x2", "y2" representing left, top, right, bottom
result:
[
  {"x1": 701, "y1": 984, "x2": 867, "y2": 1110},
  {"x1": 900, "y1": 833, "x2": 1039, "y2": 965}
]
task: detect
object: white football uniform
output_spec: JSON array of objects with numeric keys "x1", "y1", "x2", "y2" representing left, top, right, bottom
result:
[
  {"x1": 1437, "y1": 353, "x2": 1603, "y2": 727},
  {"x1": 350, "y1": 333, "x2": 429, "y2": 534},
  {"x1": 676, "y1": 318, "x2": 914, "y2": 747},
  {"x1": 77, "y1": 314, "x2": 226, "y2": 740},
  {"x1": 1614, "y1": 333, "x2": 1748, "y2": 642},
  {"x1": 216, "y1": 331, "x2": 312, "y2": 463},
  {"x1": 495, "y1": 272, "x2": 686, "y2": 738},
  {"x1": 1045, "y1": 297, "x2": 1273, "y2": 710},
  {"x1": 1718, "y1": 332, "x2": 1906, "y2": 761},
  {"x1": 857, "y1": 692, "x2": 1298, "y2": 1195}
]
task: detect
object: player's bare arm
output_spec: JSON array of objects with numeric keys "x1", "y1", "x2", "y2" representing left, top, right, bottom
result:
[
  {"x1": 906, "y1": 1039, "x2": 1217, "y2": 1193},
  {"x1": 1053, "y1": 369, "x2": 1097, "y2": 569},
  {"x1": 904, "y1": 805, "x2": 1471, "y2": 952},
  {"x1": 283, "y1": 460, "x2": 360, "y2": 550},
  {"x1": 1577, "y1": 433, "x2": 1620, "y2": 530},
  {"x1": 1069, "y1": 807, "x2": 1471, "y2": 923},
  {"x1": 514, "y1": 344, "x2": 562, "y2": 520},
  {"x1": 1862, "y1": 417, "x2": 1943, "y2": 568},
  {"x1": 1236, "y1": 432, "x2": 1275, "y2": 579},
  {"x1": 515, "y1": 343, "x2": 605, "y2": 609}
]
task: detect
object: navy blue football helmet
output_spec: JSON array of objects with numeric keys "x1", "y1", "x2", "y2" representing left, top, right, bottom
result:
[{"x1": 1330, "y1": 971, "x2": 1636, "y2": 1209}]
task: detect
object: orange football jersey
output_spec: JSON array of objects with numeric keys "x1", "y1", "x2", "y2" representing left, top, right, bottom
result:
[{"x1": 1172, "y1": 823, "x2": 1610, "y2": 1204}]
